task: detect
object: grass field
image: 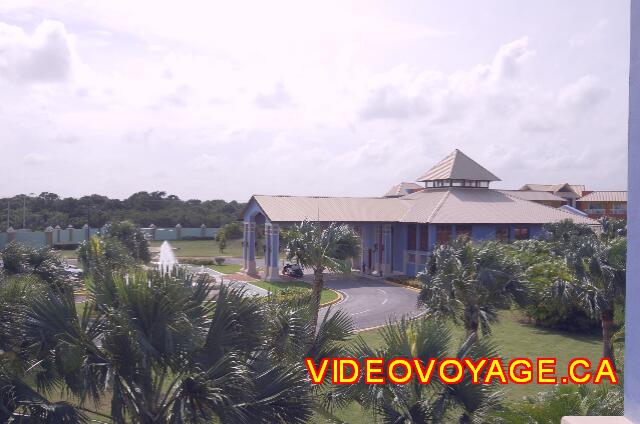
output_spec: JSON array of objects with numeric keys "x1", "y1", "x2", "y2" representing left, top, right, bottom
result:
[
  {"x1": 207, "y1": 264, "x2": 242, "y2": 274},
  {"x1": 149, "y1": 239, "x2": 250, "y2": 258},
  {"x1": 57, "y1": 249, "x2": 79, "y2": 259},
  {"x1": 312, "y1": 309, "x2": 603, "y2": 423},
  {"x1": 250, "y1": 280, "x2": 340, "y2": 305}
]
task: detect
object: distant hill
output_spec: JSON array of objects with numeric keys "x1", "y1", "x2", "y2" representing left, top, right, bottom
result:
[{"x1": 0, "y1": 191, "x2": 244, "y2": 230}]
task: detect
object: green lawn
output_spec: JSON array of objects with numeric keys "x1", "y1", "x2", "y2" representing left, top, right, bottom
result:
[
  {"x1": 250, "y1": 280, "x2": 340, "y2": 305},
  {"x1": 57, "y1": 249, "x2": 79, "y2": 259},
  {"x1": 207, "y1": 264, "x2": 242, "y2": 274},
  {"x1": 313, "y1": 309, "x2": 603, "y2": 423},
  {"x1": 149, "y1": 239, "x2": 251, "y2": 258}
]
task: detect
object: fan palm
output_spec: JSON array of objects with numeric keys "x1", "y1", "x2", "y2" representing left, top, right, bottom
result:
[
  {"x1": 551, "y1": 236, "x2": 626, "y2": 369},
  {"x1": 284, "y1": 220, "x2": 360, "y2": 329},
  {"x1": 491, "y1": 383, "x2": 623, "y2": 423},
  {"x1": 418, "y1": 238, "x2": 529, "y2": 339},
  {"x1": 325, "y1": 317, "x2": 503, "y2": 423},
  {"x1": 5, "y1": 268, "x2": 316, "y2": 423}
]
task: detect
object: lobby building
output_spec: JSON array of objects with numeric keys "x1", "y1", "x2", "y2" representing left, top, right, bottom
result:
[{"x1": 241, "y1": 149, "x2": 598, "y2": 280}]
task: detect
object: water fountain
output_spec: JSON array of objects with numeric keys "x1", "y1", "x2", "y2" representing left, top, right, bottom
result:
[{"x1": 158, "y1": 240, "x2": 178, "y2": 274}]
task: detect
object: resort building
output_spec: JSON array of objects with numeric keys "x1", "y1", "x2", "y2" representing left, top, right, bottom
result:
[
  {"x1": 241, "y1": 149, "x2": 598, "y2": 280},
  {"x1": 575, "y1": 191, "x2": 628, "y2": 219},
  {"x1": 513, "y1": 183, "x2": 628, "y2": 219}
]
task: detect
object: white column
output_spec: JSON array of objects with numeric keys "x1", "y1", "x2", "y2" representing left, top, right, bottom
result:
[
  {"x1": 247, "y1": 222, "x2": 257, "y2": 275},
  {"x1": 265, "y1": 223, "x2": 280, "y2": 281},
  {"x1": 263, "y1": 223, "x2": 271, "y2": 280}
]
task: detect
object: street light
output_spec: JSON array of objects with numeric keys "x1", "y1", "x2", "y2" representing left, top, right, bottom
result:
[{"x1": 22, "y1": 193, "x2": 35, "y2": 230}]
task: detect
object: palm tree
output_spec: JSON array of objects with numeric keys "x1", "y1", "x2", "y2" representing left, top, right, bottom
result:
[
  {"x1": 552, "y1": 236, "x2": 626, "y2": 369},
  {"x1": 284, "y1": 220, "x2": 360, "y2": 329},
  {"x1": 418, "y1": 238, "x2": 529, "y2": 339},
  {"x1": 491, "y1": 384, "x2": 623, "y2": 423},
  {"x1": 5, "y1": 268, "x2": 317, "y2": 423},
  {"x1": 325, "y1": 317, "x2": 502, "y2": 423}
]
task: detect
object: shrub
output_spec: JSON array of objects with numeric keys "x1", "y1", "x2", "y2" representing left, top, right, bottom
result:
[
  {"x1": 386, "y1": 276, "x2": 422, "y2": 289},
  {"x1": 181, "y1": 258, "x2": 214, "y2": 266},
  {"x1": 103, "y1": 220, "x2": 151, "y2": 263},
  {"x1": 218, "y1": 222, "x2": 242, "y2": 240},
  {"x1": 52, "y1": 243, "x2": 81, "y2": 251},
  {"x1": 214, "y1": 257, "x2": 225, "y2": 265},
  {"x1": 267, "y1": 287, "x2": 311, "y2": 306}
]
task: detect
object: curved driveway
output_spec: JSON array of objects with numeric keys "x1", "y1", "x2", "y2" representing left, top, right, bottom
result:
[
  {"x1": 318, "y1": 275, "x2": 423, "y2": 331},
  {"x1": 186, "y1": 265, "x2": 423, "y2": 331}
]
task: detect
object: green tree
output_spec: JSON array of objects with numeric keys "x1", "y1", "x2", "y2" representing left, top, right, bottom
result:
[
  {"x1": 418, "y1": 238, "x2": 529, "y2": 339},
  {"x1": 3, "y1": 269, "x2": 317, "y2": 423},
  {"x1": 507, "y1": 240, "x2": 598, "y2": 332},
  {"x1": 543, "y1": 219, "x2": 596, "y2": 255},
  {"x1": 103, "y1": 220, "x2": 151, "y2": 263},
  {"x1": 0, "y1": 242, "x2": 70, "y2": 291},
  {"x1": 491, "y1": 384, "x2": 623, "y2": 423},
  {"x1": 552, "y1": 236, "x2": 626, "y2": 369},
  {"x1": 217, "y1": 231, "x2": 227, "y2": 254},
  {"x1": 326, "y1": 318, "x2": 502, "y2": 423},
  {"x1": 284, "y1": 221, "x2": 359, "y2": 329}
]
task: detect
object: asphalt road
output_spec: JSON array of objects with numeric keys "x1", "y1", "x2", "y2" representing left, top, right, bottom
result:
[
  {"x1": 184, "y1": 264, "x2": 423, "y2": 331},
  {"x1": 318, "y1": 274, "x2": 423, "y2": 330}
]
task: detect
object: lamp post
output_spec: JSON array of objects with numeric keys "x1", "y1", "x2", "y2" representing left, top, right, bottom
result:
[{"x1": 22, "y1": 193, "x2": 35, "y2": 230}]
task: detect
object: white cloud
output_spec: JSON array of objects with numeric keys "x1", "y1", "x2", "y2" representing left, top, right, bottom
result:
[
  {"x1": 0, "y1": 1, "x2": 629, "y2": 199},
  {"x1": 0, "y1": 19, "x2": 75, "y2": 83},
  {"x1": 23, "y1": 152, "x2": 47, "y2": 164},
  {"x1": 254, "y1": 82, "x2": 292, "y2": 109},
  {"x1": 558, "y1": 75, "x2": 609, "y2": 112}
]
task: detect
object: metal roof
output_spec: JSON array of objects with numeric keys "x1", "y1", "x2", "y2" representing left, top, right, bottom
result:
[
  {"x1": 498, "y1": 190, "x2": 567, "y2": 202},
  {"x1": 249, "y1": 195, "x2": 410, "y2": 222},
  {"x1": 249, "y1": 188, "x2": 598, "y2": 226},
  {"x1": 576, "y1": 191, "x2": 628, "y2": 202},
  {"x1": 520, "y1": 183, "x2": 585, "y2": 196},
  {"x1": 416, "y1": 149, "x2": 501, "y2": 182},
  {"x1": 384, "y1": 182, "x2": 424, "y2": 197}
]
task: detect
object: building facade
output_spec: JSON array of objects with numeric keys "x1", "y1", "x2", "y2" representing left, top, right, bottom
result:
[
  {"x1": 516, "y1": 183, "x2": 627, "y2": 219},
  {"x1": 241, "y1": 150, "x2": 598, "y2": 281}
]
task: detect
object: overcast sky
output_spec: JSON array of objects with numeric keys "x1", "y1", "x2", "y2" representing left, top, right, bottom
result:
[{"x1": 0, "y1": 0, "x2": 630, "y2": 201}]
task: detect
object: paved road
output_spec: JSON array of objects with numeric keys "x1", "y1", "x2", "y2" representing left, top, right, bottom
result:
[
  {"x1": 318, "y1": 275, "x2": 423, "y2": 330},
  {"x1": 184, "y1": 265, "x2": 423, "y2": 330}
]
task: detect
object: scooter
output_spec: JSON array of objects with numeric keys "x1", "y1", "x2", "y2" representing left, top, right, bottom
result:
[{"x1": 282, "y1": 263, "x2": 304, "y2": 278}]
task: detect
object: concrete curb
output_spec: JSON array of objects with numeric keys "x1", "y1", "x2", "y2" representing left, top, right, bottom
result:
[
  {"x1": 320, "y1": 289, "x2": 344, "y2": 308},
  {"x1": 383, "y1": 278, "x2": 421, "y2": 293}
]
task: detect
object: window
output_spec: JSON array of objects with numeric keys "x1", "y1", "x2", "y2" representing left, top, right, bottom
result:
[
  {"x1": 434, "y1": 180, "x2": 452, "y2": 188},
  {"x1": 514, "y1": 226, "x2": 530, "y2": 240},
  {"x1": 464, "y1": 180, "x2": 477, "y2": 187},
  {"x1": 612, "y1": 203, "x2": 627, "y2": 214},
  {"x1": 419, "y1": 224, "x2": 429, "y2": 251},
  {"x1": 407, "y1": 224, "x2": 417, "y2": 250},
  {"x1": 436, "y1": 225, "x2": 452, "y2": 244},
  {"x1": 586, "y1": 202, "x2": 605, "y2": 214},
  {"x1": 478, "y1": 181, "x2": 489, "y2": 188},
  {"x1": 456, "y1": 224, "x2": 472, "y2": 239},
  {"x1": 496, "y1": 226, "x2": 509, "y2": 242},
  {"x1": 452, "y1": 180, "x2": 464, "y2": 187}
]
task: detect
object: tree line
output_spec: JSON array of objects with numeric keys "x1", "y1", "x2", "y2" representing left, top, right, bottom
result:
[{"x1": 0, "y1": 191, "x2": 245, "y2": 231}]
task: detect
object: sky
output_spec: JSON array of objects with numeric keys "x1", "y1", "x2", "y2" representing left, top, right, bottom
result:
[{"x1": 0, "y1": 0, "x2": 631, "y2": 201}]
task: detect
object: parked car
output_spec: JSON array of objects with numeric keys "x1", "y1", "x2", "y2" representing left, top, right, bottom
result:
[{"x1": 282, "y1": 263, "x2": 303, "y2": 278}]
